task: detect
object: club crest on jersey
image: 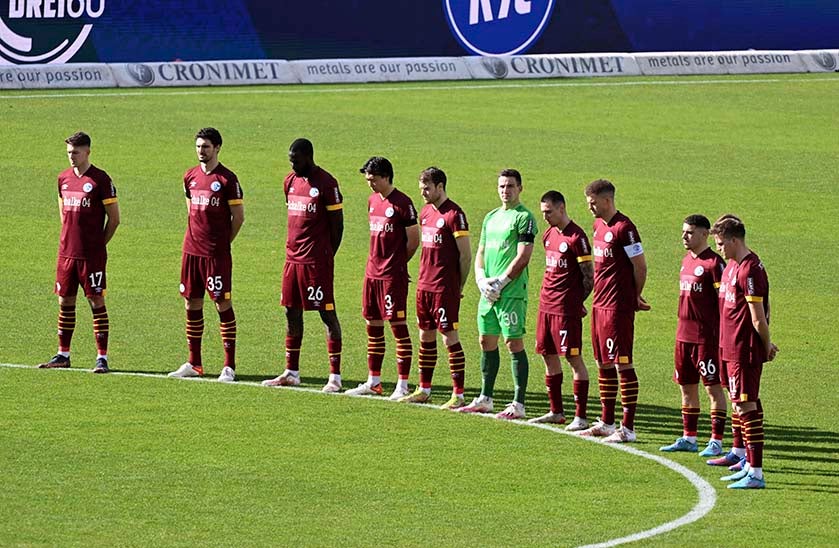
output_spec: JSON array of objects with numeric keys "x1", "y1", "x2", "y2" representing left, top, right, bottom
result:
[
  {"x1": 559, "y1": 242, "x2": 568, "y2": 252},
  {"x1": 210, "y1": 181, "x2": 222, "y2": 192},
  {"x1": 436, "y1": 218, "x2": 445, "y2": 228},
  {"x1": 694, "y1": 266, "x2": 705, "y2": 276},
  {"x1": 604, "y1": 232, "x2": 614, "y2": 243},
  {"x1": 189, "y1": 181, "x2": 197, "y2": 187},
  {"x1": 83, "y1": 182, "x2": 93, "y2": 193},
  {"x1": 310, "y1": 188, "x2": 320, "y2": 198},
  {"x1": 385, "y1": 207, "x2": 394, "y2": 218},
  {"x1": 61, "y1": 184, "x2": 68, "y2": 190}
]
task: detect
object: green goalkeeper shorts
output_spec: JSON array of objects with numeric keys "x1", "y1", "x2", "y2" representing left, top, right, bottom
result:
[{"x1": 477, "y1": 297, "x2": 528, "y2": 339}]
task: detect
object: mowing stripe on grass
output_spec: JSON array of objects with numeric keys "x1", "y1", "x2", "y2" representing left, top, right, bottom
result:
[
  {"x1": 1, "y1": 361, "x2": 715, "y2": 546},
  {"x1": 0, "y1": 75, "x2": 837, "y2": 101}
]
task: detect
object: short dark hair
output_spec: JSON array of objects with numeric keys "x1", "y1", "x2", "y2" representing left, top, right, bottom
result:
[
  {"x1": 541, "y1": 190, "x2": 566, "y2": 205},
  {"x1": 420, "y1": 167, "x2": 447, "y2": 190},
  {"x1": 65, "y1": 131, "x2": 91, "y2": 147},
  {"x1": 711, "y1": 215, "x2": 746, "y2": 240},
  {"x1": 195, "y1": 127, "x2": 222, "y2": 147},
  {"x1": 499, "y1": 168, "x2": 522, "y2": 186},
  {"x1": 289, "y1": 138, "x2": 314, "y2": 156},
  {"x1": 585, "y1": 179, "x2": 615, "y2": 197},
  {"x1": 359, "y1": 156, "x2": 394, "y2": 182},
  {"x1": 684, "y1": 214, "x2": 711, "y2": 230},
  {"x1": 716, "y1": 213, "x2": 742, "y2": 224}
]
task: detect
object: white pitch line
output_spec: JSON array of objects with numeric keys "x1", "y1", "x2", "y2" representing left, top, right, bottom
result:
[
  {"x1": 0, "y1": 75, "x2": 837, "y2": 100},
  {"x1": 0, "y1": 361, "x2": 716, "y2": 546}
]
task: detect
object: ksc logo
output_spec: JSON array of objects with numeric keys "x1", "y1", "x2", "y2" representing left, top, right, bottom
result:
[
  {"x1": 444, "y1": 0, "x2": 556, "y2": 56},
  {"x1": 0, "y1": 0, "x2": 104, "y2": 65}
]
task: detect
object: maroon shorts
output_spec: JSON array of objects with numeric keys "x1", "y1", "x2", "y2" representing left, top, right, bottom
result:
[
  {"x1": 674, "y1": 341, "x2": 721, "y2": 386},
  {"x1": 590, "y1": 307, "x2": 634, "y2": 365},
  {"x1": 281, "y1": 261, "x2": 335, "y2": 311},
  {"x1": 535, "y1": 311, "x2": 583, "y2": 359},
  {"x1": 180, "y1": 253, "x2": 232, "y2": 301},
  {"x1": 55, "y1": 255, "x2": 107, "y2": 298},
  {"x1": 363, "y1": 276, "x2": 408, "y2": 322},
  {"x1": 416, "y1": 288, "x2": 460, "y2": 332},
  {"x1": 724, "y1": 359, "x2": 763, "y2": 403}
]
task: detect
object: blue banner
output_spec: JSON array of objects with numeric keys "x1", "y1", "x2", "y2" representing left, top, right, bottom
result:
[{"x1": 1, "y1": 1, "x2": 837, "y2": 65}]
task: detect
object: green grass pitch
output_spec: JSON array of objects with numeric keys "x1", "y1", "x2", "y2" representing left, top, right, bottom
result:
[{"x1": 1, "y1": 74, "x2": 838, "y2": 546}]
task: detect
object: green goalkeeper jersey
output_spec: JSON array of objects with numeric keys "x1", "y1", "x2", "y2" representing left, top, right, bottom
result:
[{"x1": 479, "y1": 203, "x2": 538, "y2": 300}]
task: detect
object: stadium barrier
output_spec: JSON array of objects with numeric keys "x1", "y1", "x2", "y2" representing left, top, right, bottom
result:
[
  {"x1": 1, "y1": 50, "x2": 837, "y2": 90},
  {"x1": 109, "y1": 60, "x2": 297, "y2": 88},
  {"x1": 290, "y1": 58, "x2": 473, "y2": 84}
]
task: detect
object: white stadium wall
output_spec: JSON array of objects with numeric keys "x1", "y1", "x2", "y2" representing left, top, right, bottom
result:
[{"x1": 0, "y1": 51, "x2": 837, "y2": 90}]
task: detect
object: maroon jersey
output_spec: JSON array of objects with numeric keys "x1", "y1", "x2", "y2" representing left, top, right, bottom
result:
[
  {"x1": 592, "y1": 211, "x2": 643, "y2": 312},
  {"x1": 57, "y1": 165, "x2": 117, "y2": 260},
  {"x1": 284, "y1": 166, "x2": 343, "y2": 265},
  {"x1": 677, "y1": 247, "x2": 725, "y2": 344},
  {"x1": 720, "y1": 252, "x2": 770, "y2": 363},
  {"x1": 539, "y1": 221, "x2": 592, "y2": 317},
  {"x1": 417, "y1": 199, "x2": 468, "y2": 292},
  {"x1": 366, "y1": 188, "x2": 418, "y2": 280},
  {"x1": 182, "y1": 163, "x2": 243, "y2": 258}
]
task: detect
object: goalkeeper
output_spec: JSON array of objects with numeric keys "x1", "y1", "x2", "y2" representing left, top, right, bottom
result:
[{"x1": 459, "y1": 169, "x2": 537, "y2": 420}]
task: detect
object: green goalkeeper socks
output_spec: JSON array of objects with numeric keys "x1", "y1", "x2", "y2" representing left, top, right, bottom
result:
[
  {"x1": 480, "y1": 348, "x2": 500, "y2": 398},
  {"x1": 511, "y1": 350, "x2": 529, "y2": 404}
]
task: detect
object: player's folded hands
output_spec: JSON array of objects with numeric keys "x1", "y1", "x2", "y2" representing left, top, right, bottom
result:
[
  {"x1": 477, "y1": 277, "x2": 493, "y2": 294},
  {"x1": 477, "y1": 276, "x2": 503, "y2": 303}
]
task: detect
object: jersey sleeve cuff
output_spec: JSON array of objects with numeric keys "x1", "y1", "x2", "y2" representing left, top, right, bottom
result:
[
  {"x1": 102, "y1": 197, "x2": 118, "y2": 205},
  {"x1": 577, "y1": 254, "x2": 592, "y2": 263},
  {"x1": 453, "y1": 230, "x2": 469, "y2": 238},
  {"x1": 745, "y1": 295, "x2": 764, "y2": 302},
  {"x1": 228, "y1": 199, "x2": 244, "y2": 206},
  {"x1": 326, "y1": 203, "x2": 343, "y2": 211}
]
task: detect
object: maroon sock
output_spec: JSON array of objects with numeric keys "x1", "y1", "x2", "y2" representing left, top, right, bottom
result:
[
  {"x1": 327, "y1": 338, "x2": 342, "y2": 375},
  {"x1": 681, "y1": 406, "x2": 700, "y2": 437},
  {"x1": 619, "y1": 368, "x2": 639, "y2": 431},
  {"x1": 598, "y1": 367, "x2": 618, "y2": 425},
  {"x1": 731, "y1": 413, "x2": 745, "y2": 449},
  {"x1": 391, "y1": 323, "x2": 412, "y2": 379},
  {"x1": 91, "y1": 306, "x2": 109, "y2": 356},
  {"x1": 418, "y1": 340, "x2": 437, "y2": 388},
  {"x1": 58, "y1": 304, "x2": 76, "y2": 353},
  {"x1": 710, "y1": 409, "x2": 727, "y2": 441},
  {"x1": 447, "y1": 342, "x2": 465, "y2": 394},
  {"x1": 186, "y1": 309, "x2": 203, "y2": 367},
  {"x1": 218, "y1": 307, "x2": 236, "y2": 369},
  {"x1": 285, "y1": 335, "x2": 302, "y2": 372},
  {"x1": 741, "y1": 409, "x2": 764, "y2": 469},
  {"x1": 573, "y1": 379, "x2": 589, "y2": 419},
  {"x1": 546, "y1": 373, "x2": 564, "y2": 414},
  {"x1": 366, "y1": 324, "x2": 385, "y2": 376}
]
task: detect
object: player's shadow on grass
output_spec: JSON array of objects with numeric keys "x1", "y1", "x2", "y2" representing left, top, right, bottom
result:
[{"x1": 150, "y1": 369, "x2": 839, "y2": 478}]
